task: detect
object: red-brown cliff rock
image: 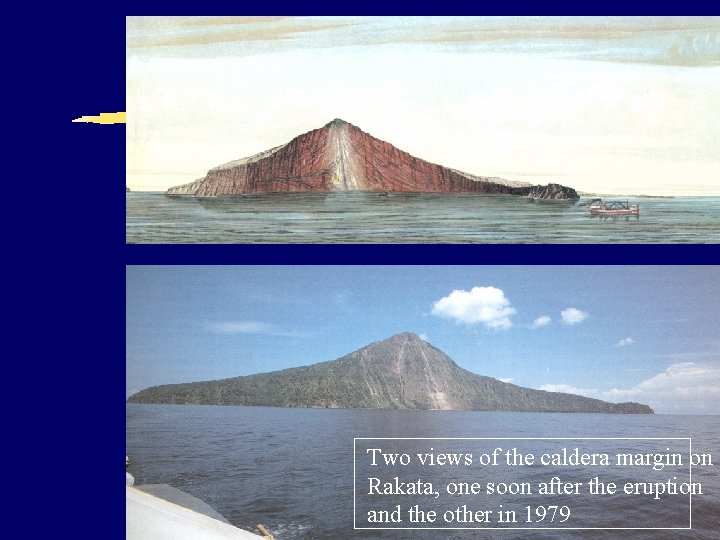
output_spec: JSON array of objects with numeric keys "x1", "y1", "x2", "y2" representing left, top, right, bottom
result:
[{"x1": 167, "y1": 119, "x2": 568, "y2": 197}]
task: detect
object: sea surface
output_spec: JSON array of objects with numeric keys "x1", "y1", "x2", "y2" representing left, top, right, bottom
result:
[
  {"x1": 126, "y1": 405, "x2": 719, "y2": 539},
  {"x1": 125, "y1": 193, "x2": 720, "y2": 244}
]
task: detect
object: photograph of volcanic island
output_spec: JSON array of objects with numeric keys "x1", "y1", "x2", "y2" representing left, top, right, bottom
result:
[
  {"x1": 126, "y1": 266, "x2": 719, "y2": 539},
  {"x1": 128, "y1": 332, "x2": 648, "y2": 413}
]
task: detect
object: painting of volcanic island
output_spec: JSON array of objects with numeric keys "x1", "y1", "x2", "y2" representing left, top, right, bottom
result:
[{"x1": 166, "y1": 119, "x2": 577, "y2": 201}]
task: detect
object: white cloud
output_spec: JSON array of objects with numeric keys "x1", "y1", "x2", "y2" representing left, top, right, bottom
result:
[
  {"x1": 432, "y1": 286, "x2": 516, "y2": 329},
  {"x1": 418, "y1": 333, "x2": 429, "y2": 342},
  {"x1": 615, "y1": 337, "x2": 635, "y2": 347},
  {"x1": 539, "y1": 362, "x2": 720, "y2": 414},
  {"x1": 498, "y1": 377, "x2": 515, "y2": 383},
  {"x1": 207, "y1": 320, "x2": 308, "y2": 337},
  {"x1": 532, "y1": 315, "x2": 552, "y2": 328},
  {"x1": 601, "y1": 362, "x2": 720, "y2": 413},
  {"x1": 561, "y1": 307, "x2": 589, "y2": 325},
  {"x1": 538, "y1": 383, "x2": 597, "y2": 396}
]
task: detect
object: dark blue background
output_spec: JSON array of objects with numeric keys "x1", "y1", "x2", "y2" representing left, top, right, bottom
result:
[{"x1": 20, "y1": 5, "x2": 717, "y2": 540}]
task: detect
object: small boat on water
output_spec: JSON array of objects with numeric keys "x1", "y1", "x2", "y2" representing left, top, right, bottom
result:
[{"x1": 587, "y1": 199, "x2": 639, "y2": 216}]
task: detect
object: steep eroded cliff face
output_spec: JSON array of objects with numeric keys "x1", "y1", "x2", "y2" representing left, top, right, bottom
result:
[{"x1": 166, "y1": 119, "x2": 548, "y2": 196}]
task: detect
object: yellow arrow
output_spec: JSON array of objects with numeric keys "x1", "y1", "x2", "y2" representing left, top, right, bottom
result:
[{"x1": 72, "y1": 112, "x2": 126, "y2": 124}]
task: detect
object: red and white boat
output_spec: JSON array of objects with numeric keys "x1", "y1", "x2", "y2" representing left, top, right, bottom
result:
[{"x1": 588, "y1": 199, "x2": 639, "y2": 216}]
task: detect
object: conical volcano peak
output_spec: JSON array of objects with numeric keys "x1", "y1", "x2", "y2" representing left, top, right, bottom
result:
[
  {"x1": 378, "y1": 332, "x2": 425, "y2": 344},
  {"x1": 324, "y1": 118, "x2": 352, "y2": 128},
  {"x1": 356, "y1": 332, "x2": 457, "y2": 379},
  {"x1": 382, "y1": 331, "x2": 419, "y2": 339},
  {"x1": 166, "y1": 120, "x2": 575, "y2": 198},
  {"x1": 128, "y1": 332, "x2": 653, "y2": 413},
  {"x1": 363, "y1": 332, "x2": 433, "y2": 353}
]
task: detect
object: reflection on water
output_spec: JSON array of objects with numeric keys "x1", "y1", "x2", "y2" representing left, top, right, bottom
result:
[
  {"x1": 126, "y1": 193, "x2": 720, "y2": 244},
  {"x1": 589, "y1": 214, "x2": 641, "y2": 222},
  {"x1": 127, "y1": 405, "x2": 720, "y2": 539}
]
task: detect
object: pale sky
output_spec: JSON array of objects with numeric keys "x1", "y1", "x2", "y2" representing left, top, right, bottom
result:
[{"x1": 127, "y1": 17, "x2": 720, "y2": 195}]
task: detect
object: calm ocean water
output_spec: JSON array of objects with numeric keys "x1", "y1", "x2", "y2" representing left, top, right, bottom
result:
[
  {"x1": 126, "y1": 405, "x2": 719, "y2": 539},
  {"x1": 126, "y1": 193, "x2": 720, "y2": 244}
]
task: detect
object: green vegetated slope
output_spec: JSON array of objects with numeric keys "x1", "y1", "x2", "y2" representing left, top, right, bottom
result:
[{"x1": 128, "y1": 332, "x2": 652, "y2": 414}]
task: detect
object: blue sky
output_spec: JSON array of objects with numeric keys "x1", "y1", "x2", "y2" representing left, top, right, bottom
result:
[
  {"x1": 126, "y1": 266, "x2": 719, "y2": 414},
  {"x1": 127, "y1": 16, "x2": 720, "y2": 195}
]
